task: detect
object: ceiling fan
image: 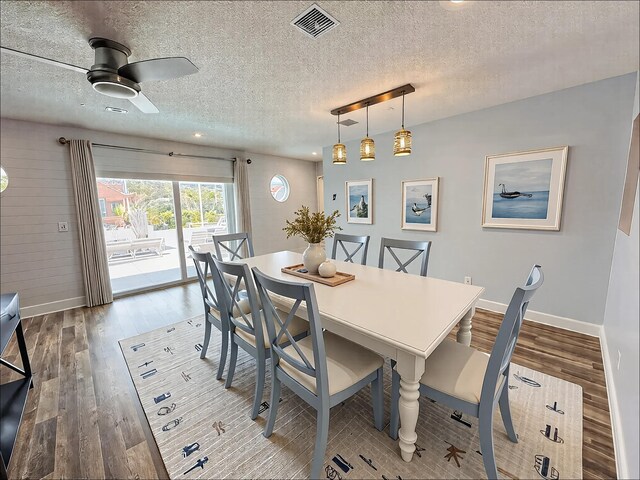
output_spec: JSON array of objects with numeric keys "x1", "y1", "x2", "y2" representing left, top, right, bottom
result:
[{"x1": 0, "y1": 38, "x2": 199, "y2": 113}]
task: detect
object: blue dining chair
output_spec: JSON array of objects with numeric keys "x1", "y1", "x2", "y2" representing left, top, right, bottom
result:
[
  {"x1": 378, "y1": 238, "x2": 431, "y2": 277},
  {"x1": 211, "y1": 258, "x2": 309, "y2": 420},
  {"x1": 188, "y1": 246, "x2": 229, "y2": 381},
  {"x1": 330, "y1": 233, "x2": 370, "y2": 265},
  {"x1": 389, "y1": 265, "x2": 544, "y2": 480},
  {"x1": 252, "y1": 267, "x2": 385, "y2": 480},
  {"x1": 212, "y1": 232, "x2": 254, "y2": 260}
]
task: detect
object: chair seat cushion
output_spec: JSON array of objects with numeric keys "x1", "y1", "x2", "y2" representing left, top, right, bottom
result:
[
  {"x1": 280, "y1": 331, "x2": 384, "y2": 396},
  {"x1": 235, "y1": 309, "x2": 308, "y2": 349},
  {"x1": 210, "y1": 295, "x2": 252, "y2": 319},
  {"x1": 419, "y1": 339, "x2": 491, "y2": 404}
]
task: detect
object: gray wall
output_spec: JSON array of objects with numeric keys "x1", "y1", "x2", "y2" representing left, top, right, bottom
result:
[
  {"x1": 246, "y1": 151, "x2": 318, "y2": 256},
  {"x1": 0, "y1": 118, "x2": 316, "y2": 313},
  {"x1": 323, "y1": 73, "x2": 637, "y2": 325},
  {"x1": 602, "y1": 72, "x2": 639, "y2": 480}
]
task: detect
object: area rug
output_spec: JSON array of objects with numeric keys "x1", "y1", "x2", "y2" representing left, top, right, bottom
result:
[{"x1": 119, "y1": 317, "x2": 582, "y2": 479}]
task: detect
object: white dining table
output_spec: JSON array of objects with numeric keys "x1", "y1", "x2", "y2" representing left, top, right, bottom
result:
[{"x1": 239, "y1": 250, "x2": 485, "y2": 462}]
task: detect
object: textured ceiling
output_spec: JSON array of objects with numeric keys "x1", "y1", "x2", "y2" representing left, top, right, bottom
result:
[{"x1": 1, "y1": 1, "x2": 638, "y2": 161}]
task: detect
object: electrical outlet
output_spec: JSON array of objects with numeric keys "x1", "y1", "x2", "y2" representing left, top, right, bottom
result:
[
  {"x1": 464, "y1": 276, "x2": 472, "y2": 285},
  {"x1": 58, "y1": 222, "x2": 69, "y2": 232},
  {"x1": 617, "y1": 350, "x2": 622, "y2": 370}
]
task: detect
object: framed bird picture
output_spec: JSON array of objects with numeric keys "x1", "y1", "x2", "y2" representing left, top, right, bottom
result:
[
  {"x1": 401, "y1": 178, "x2": 439, "y2": 231},
  {"x1": 346, "y1": 179, "x2": 373, "y2": 224}
]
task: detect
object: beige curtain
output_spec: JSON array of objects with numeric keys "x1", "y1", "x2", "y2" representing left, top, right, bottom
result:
[
  {"x1": 69, "y1": 140, "x2": 113, "y2": 306},
  {"x1": 234, "y1": 158, "x2": 253, "y2": 255}
]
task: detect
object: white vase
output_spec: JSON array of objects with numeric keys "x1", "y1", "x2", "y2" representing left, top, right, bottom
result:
[{"x1": 302, "y1": 243, "x2": 326, "y2": 274}]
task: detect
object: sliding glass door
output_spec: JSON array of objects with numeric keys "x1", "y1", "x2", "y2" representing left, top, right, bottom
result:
[
  {"x1": 97, "y1": 177, "x2": 233, "y2": 294},
  {"x1": 179, "y1": 181, "x2": 229, "y2": 277}
]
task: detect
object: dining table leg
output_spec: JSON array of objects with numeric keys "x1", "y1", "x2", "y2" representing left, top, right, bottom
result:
[
  {"x1": 395, "y1": 351, "x2": 426, "y2": 462},
  {"x1": 456, "y1": 307, "x2": 474, "y2": 346}
]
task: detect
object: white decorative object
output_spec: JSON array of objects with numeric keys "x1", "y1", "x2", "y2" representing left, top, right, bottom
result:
[
  {"x1": 302, "y1": 243, "x2": 326, "y2": 274},
  {"x1": 318, "y1": 260, "x2": 337, "y2": 278}
]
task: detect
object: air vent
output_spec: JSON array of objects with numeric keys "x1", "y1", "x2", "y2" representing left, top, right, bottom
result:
[
  {"x1": 338, "y1": 118, "x2": 358, "y2": 126},
  {"x1": 291, "y1": 3, "x2": 339, "y2": 38}
]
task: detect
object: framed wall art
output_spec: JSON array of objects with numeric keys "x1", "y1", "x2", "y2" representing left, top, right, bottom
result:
[
  {"x1": 482, "y1": 146, "x2": 568, "y2": 230},
  {"x1": 346, "y1": 179, "x2": 373, "y2": 224},
  {"x1": 401, "y1": 178, "x2": 439, "y2": 231}
]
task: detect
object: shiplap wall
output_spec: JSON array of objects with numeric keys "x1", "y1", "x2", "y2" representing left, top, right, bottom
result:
[{"x1": 0, "y1": 118, "x2": 317, "y2": 315}]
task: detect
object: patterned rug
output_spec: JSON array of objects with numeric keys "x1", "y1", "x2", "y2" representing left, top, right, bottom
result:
[{"x1": 119, "y1": 317, "x2": 582, "y2": 479}]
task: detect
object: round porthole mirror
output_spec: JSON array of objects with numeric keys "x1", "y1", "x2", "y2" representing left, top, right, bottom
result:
[
  {"x1": 0, "y1": 166, "x2": 7, "y2": 193},
  {"x1": 270, "y1": 174, "x2": 290, "y2": 202}
]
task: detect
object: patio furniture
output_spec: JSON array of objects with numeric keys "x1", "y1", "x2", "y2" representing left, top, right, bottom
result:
[
  {"x1": 106, "y1": 241, "x2": 134, "y2": 260},
  {"x1": 389, "y1": 265, "x2": 544, "y2": 480},
  {"x1": 131, "y1": 237, "x2": 165, "y2": 257},
  {"x1": 189, "y1": 230, "x2": 213, "y2": 251}
]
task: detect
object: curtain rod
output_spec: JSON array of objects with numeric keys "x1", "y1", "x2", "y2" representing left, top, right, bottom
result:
[{"x1": 57, "y1": 137, "x2": 251, "y2": 164}]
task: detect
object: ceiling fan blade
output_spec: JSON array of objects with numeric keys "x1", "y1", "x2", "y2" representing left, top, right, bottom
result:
[
  {"x1": 0, "y1": 46, "x2": 89, "y2": 74},
  {"x1": 129, "y1": 92, "x2": 159, "y2": 114},
  {"x1": 118, "y1": 57, "x2": 198, "y2": 84}
]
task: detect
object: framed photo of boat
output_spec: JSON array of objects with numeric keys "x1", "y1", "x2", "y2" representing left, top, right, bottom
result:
[
  {"x1": 401, "y1": 178, "x2": 439, "y2": 231},
  {"x1": 482, "y1": 146, "x2": 568, "y2": 230},
  {"x1": 346, "y1": 179, "x2": 373, "y2": 224}
]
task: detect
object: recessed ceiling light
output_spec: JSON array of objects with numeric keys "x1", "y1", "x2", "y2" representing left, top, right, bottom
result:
[
  {"x1": 193, "y1": 133, "x2": 203, "y2": 138},
  {"x1": 312, "y1": 152, "x2": 318, "y2": 156},
  {"x1": 105, "y1": 106, "x2": 128, "y2": 114},
  {"x1": 450, "y1": 0, "x2": 464, "y2": 3}
]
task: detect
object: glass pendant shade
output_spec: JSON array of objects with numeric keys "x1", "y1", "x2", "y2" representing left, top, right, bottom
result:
[
  {"x1": 333, "y1": 113, "x2": 347, "y2": 164},
  {"x1": 360, "y1": 103, "x2": 375, "y2": 161},
  {"x1": 332, "y1": 143, "x2": 347, "y2": 164},
  {"x1": 360, "y1": 137, "x2": 375, "y2": 161},
  {"x1": 393, "y1": 129, "x2": 412, "y2": 156},
  {"x1": 394, "y1": 91, "x2": 412, "y2": 156}
]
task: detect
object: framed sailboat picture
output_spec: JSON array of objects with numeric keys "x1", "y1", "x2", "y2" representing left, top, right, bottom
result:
[
  {"x1": 482, "y1": 146, "x2": 568, "y2": 230},
  {"x1": 401, "y1": 178, "x2": 439, "y2": 231},
  {"x1": 346, "y1": 179, "x2": 373, "y2": 224}
]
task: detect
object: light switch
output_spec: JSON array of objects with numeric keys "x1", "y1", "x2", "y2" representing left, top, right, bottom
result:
[{"x1": 58, "y1": 222, "x2": 69, "y2": 232}]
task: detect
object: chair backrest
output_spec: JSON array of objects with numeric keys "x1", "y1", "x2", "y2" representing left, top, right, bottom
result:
[
  {"x1": 212, "y1": 232, "x2": 254, "y2": 261},
  {"x1": 480, "y1": 265, "x2": 544, "y2": 406},
  {"x1": 331, "y1": 233, "x2": 370, "y2": 265},
  {"x1": 252, "y1": 267, "x2": 330, "y2": 400},
  {"x1": 378, "y1": 238, "x2": 431, "y2": 277},
  {"x1": 211, "y1": 257, "x2": 264, "y2": 347},
  {"x1": 188, "y1": 245, "x2": 223, "y2": 315}
]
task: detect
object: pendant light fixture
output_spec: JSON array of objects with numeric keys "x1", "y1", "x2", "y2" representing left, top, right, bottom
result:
[
  {"x1": 360, "y1": 103, "x2": 375, "y2": 161},
  {"x1": 393, "y1": 90, "x2": 412, "y2": 156},
  {"x1": 332, "y1": 113, "x2": 347, "y2": 164}
]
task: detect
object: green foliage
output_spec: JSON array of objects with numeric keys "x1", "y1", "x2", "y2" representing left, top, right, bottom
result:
[
  {"x1": 283, "y1": 206, "x2": 341, "y2": 244},
  {"x1": 112, "y1": 203, "x2": 126, "y2": 218}
]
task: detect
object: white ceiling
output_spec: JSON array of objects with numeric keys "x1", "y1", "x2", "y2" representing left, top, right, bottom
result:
[{"x1": 1, "y1": 1, "x2": 638, "y2": 161}]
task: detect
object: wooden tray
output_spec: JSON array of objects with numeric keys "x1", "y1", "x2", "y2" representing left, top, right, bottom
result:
[{"x1": 281, "y1": 264, "x2": 355, "y2": 287}]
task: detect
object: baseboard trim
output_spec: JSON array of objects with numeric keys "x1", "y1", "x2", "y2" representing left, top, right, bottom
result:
[
  {"x1": 599, "y1": 328, "x2": 626, "y2": 479},
  {"x1": 476, "y1": 299, "x2": 601, "y2": 337},
  {"x1": 20, "y1": 296, "x2": 86, "y2": 318}
]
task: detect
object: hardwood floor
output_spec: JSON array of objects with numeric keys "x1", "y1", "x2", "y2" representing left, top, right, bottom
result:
[{"x1": 1, "y1": 284, "x2": 616, "y2": 479}]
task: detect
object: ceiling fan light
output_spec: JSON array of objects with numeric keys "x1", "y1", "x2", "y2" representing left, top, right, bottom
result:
[
  {"x1": 92, "y1": 80, "x2": 139, "y2": 99},
  {"x1": 393, "y1": 129, "x2": 412, "y2": 156},
  {"x1": 333, "y1": 143, "x2": 347, "y2": 164},
  {"x1": 360, "y1": 137, "x2": 375, "y2": 161}
]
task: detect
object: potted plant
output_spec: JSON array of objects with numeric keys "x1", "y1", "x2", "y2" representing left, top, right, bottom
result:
[{"x1": 283, "y1": 206, "x2": 341, "y2": 274}]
